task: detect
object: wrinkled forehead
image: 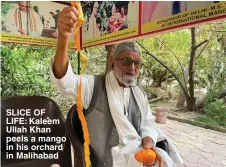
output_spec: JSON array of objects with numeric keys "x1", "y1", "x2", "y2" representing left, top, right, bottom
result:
[
  {"x1": 114, "y1": 42, "x2": 141, "y2": 59},
  {"x1": 115, "y1": 50, "x2": 141, "y2": 60},
  {"x1": 115, "y1": 42, "x2": 140, "y2": 53}
]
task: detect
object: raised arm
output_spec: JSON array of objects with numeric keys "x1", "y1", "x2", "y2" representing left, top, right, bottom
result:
[
  {"x1": 50, "y1": 6, "x2": 94, "y2": 109},
  {"x1": 53, "y1": 6, "x2": 78, "y2": 79}
]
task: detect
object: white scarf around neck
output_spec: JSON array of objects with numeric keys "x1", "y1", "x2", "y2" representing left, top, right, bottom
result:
[
  {"x1": 105, "y1": 71, "x2": 183, "y2": 167},
  {"x1": 105, "y1": 71, "x2": 145, "y2": 154}
]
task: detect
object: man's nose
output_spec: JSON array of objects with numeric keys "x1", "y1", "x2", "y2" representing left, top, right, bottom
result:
[{"x1": 128, "y1": 62, "x2": 136, "y2": 70}]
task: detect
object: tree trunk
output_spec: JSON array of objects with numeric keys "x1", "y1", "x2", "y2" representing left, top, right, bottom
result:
[
  {"x1": 136, "y1": 41, "x2": 192, "y2": 111},
  {"x1": 137, "y1": 37, "x2": 208, "y2": 111},
  {"x1": 187, "y1": 27, "x2": 208, "y2": 111},
  {"x1": 176, "y1": 68, "x2": 189, "y2": 108},
  {"x1": 188, "y1": 27, "x2": 197, "y2": 111},
  {"x1": 105, "y1": 44, "x2": 118, "y2": 74},
  {"x1": 151, "y1": 69, "x2": 167, "y2": 88}
]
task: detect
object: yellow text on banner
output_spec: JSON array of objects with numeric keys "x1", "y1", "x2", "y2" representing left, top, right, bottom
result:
[{"x1": 142, "y1": 2, "x2": 226, "y2": 33}]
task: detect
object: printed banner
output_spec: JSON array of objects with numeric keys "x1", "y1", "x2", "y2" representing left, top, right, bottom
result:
[
  {"x1": 141, "y1": 1, "x2": 226, "y2": 34},
  {"x1": 1, "y1": 1, "x2": 76, "y2": 48},
  {"x1": 1, "y1": 1, "x2": 225, "y2": 48},
  {"x1": 81, "y1": 1, "x2": 139, "y2": 48}
]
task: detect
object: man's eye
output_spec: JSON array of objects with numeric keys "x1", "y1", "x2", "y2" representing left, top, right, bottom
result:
[{"x1": 124, "y1": 59, "x2": 132, "y2": 65}]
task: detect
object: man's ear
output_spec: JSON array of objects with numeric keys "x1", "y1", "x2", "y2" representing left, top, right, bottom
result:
[{"x1": 111, "y1": 63, "x2": 114, "y2": 70}]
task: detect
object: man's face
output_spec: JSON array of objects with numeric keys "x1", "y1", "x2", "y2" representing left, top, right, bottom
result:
[
  {"x1": 18, "y1": 2, "x2": 31, "y2": 12},
  {"x1": 113, "y1": 50, "x2": 141, "y2": 86}
]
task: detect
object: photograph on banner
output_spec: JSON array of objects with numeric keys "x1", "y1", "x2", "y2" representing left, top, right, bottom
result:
[
  {"x1": 81, "y1": 1, "x2": 139, "y2": 48},
  {"x1": 1, "y1": 1, "x2": 76, "y2": 47},
  {"x1": 141, "y1": 1, "x2": 225, "y2": 34}
]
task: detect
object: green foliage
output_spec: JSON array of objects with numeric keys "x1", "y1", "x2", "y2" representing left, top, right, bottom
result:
[
  {"x1": 82, "y1": 1, "x2": 129, "y2": 19},
  {"x1": 195, "y1": 89, "x2": 226, "y2": 127},
  {"x1": 195, "y1": 22, "x2": 226, "y2": 89},
  {"x1": 205, "y1": 99, "x2": 226, "y2": 119},
  {"x1": 1, "y1": 2, "x2": 12, "y2": 16},
  {"x1": 137, "y1": 21, "x2": 226, "y2": 92},
  {"x1": 197, "y1": 22, "x2": 226, "y2": 125},
  {"x1": 195, "y1": 115, "x2": 220, "y2": 127},
  {"x1": 68, "y1": 49, "x2": 79, "y2": 74},
  {"x1": 196, "y1": 99, "x2": 226, "y2": 127},
  {"x1": 1, "y1": 43, "x2": 56, "y2": 97},
  {"x1": 137, "y1": 29, "x2": 190, "y2": 87},
  {"x1": 84, "y1": 46, "x2": 107, "y2": 75},
  {"x1": 0, "y1": 42, "x2": 100, "y2": 100},
  {"x1": 206, "y1": 51, "x2": 226, "y2": 92},
  {"x1": 1, "y1": 43, "x2": 80, "y2": 115},
  {"x1": 82, "y1": 1, "x2": 114, "y2": 20},
  {"x1": 203, "y1": 91, "x2": 219, "y2": 106}
]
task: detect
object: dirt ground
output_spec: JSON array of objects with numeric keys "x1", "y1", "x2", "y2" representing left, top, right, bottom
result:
[{"x1": 150, "y1": 99, "x2": 203, "y2": 120}]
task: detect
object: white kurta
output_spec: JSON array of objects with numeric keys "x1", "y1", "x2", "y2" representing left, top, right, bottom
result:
[
  {"x1": 50, "y1": 58, "x2": 183, "y2": 167},
  {"x1": 105, "y1": 71, "x2": 182, "y2": 167},
  {"x1": 49, "y1": 58, "x2": 158, "y2": 141},
  {"x1": 4, "y1": 8, "x2": 43, "y2": 36}
]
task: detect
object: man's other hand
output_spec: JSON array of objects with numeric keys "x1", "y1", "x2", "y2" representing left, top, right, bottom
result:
[
  {"x1": 142, "y1": 136, "x2": 153, "y2": 149},
  {"x1": 142, "y1": 136, "x2": 157, "y2": 167}
]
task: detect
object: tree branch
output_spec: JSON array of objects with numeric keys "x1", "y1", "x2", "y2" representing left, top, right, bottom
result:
[
  {"x1": 195, "y1": 39, "x2": 208, "y2": 49},
  {"x1": 97, "y1": 46, "x2": 106, "y2": 55},
  {"x1": 196, "y1": 32, "x2": 214, "y2": 60},
  {"x1": 211, "y1": 29, "x2": 226, "y2": 33},
  {"x1": 191, "y1": 27, "x2": 196, "y2": 50},
  {"x1": 153, "y1": 36, "x2": 188, "y2": 92},
  {"x1": 136, "y1": 41, "x2": 191, "y2": 106}
]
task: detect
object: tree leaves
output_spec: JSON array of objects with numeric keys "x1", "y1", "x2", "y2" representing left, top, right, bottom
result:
[{"x1": 1, "y1": 43, "x2": 56, "y2": 97}]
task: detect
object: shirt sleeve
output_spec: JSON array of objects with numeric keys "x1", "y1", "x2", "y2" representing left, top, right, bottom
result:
[
  {"x1": 140, "y1": 93, "x2": 159, "y2": 146},
  {"x1": 49, "y1": 57, "x2": 94, "y2": 109},
  {"x1": 4, "y1": 9, "x2": 20, "y2": 34},
  {"x1": 33, "y1": 12, "x2": 43, "y2": 36}
]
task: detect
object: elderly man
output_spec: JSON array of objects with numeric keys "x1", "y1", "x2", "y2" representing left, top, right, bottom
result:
[
  {"x1": 50, "y1": 6, "x2": 183, "y2": 167},
  {"x1": 4, "y1": 1, "x2": 43, "y2": 36}
]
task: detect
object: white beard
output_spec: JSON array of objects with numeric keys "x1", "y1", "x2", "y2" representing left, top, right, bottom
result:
[{"x1": 113, "y1": 66, "x2": 137, "y2": 86}]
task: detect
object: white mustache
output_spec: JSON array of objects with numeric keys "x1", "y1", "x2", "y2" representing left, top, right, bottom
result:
[{"x1": 125, "y1": 72, "x2": 135, "y2": 75}]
